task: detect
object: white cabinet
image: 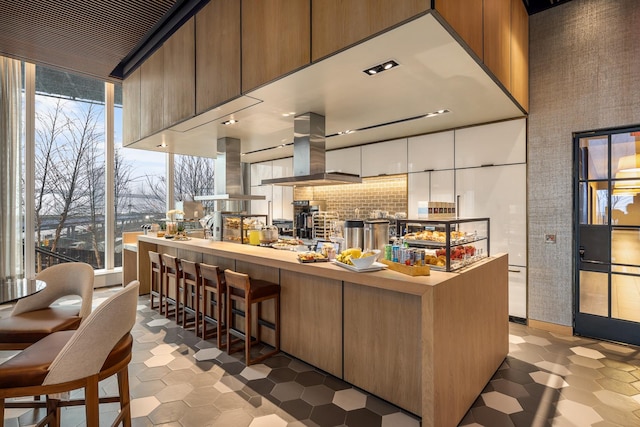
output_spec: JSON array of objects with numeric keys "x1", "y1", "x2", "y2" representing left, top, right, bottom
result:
[
  {"x1": 509, "y1": 266, "x2": 527, "y2": 319},
  {"x1": 408, "y1": 170, "x2": 455, "y2": 218},
  {"x1": 455, "y1": 164, "x2": 526, "y2": 267},
  {"x1": 455, "y1": 118, "x2": 526, "y2": 168},
  {"x1": 250, "y1": 161, "x2": 272, "y2": 186},
  {"x1": 408, "y1": 131, "x2": 454, "y2": 172},
  {"x1": 430, "y1": 170, "x2": 455, "y2": 203},
  {"x1": 273, "y1": 186, "x2": 294, "y2": 220},
  {"x1": 326, "y1": 146, "x2": 361, "y2": 175},
  {"x1": 272, "y1": 157, "x2": 293, "y2": 178},
  {"x1": 250, "y1": 185, "x2": 271, "y2": 216},
  {"x1": 361, "y1": 139, "x2": 407, "y2": 177}
]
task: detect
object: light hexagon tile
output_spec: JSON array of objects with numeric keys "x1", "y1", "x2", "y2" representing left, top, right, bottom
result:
[
  {"x1": 523, "y1": 335, "x2": 552, "y2": 346},
  {"x1": 568, "y1": 354, "x2": 605, "y2": 370},
  {"x1": 194, "y1": 347, "x2": 222, "y2": 361},
  {"x1": 150, "y1": 343, "x2": 179, "y2": 356},
  {"x1": 571, "y1": 346, "x2": 606, "y2": 360},
  {"x1": 147, "y1": 318, "x2": 171, "y2": 327},
  {"x1": 529, "y1": 371, "x2": 569, "y2": 389},
  {"x1": 240, "y1": 364, "x2": 273, "y2": 381},
  {"x1": 130, "y1": 395, "x2": 161, "y2": 418},
  {"x1": 381, "y1": 412, "x2": 421, "y2": 427},
  {"x1": 534, "y1": 360, "x2": 572, "y2": 376},
  {"x1": 333, "y1": 388, "x2": 367, "y2": 411},
  {"x1": 509, "y1": 334, "x2": 526, "y2": 344},
  {"x1": 220, "y1": 374, "x2": 247, "y2": 392},
  {"x1": 214, "y1": 380, "x2": 235, "y2": 394},
  {"x1": 599, "y1": 342, "x2": 637, "y2": 355},
  {"x1": 144, "y1": 353, "x2": 175, "y2": 368},
  {"x1": 155, "y1": 383, "x2": 195, "y2": 403},
  {"x1": 555, "y1": 399, "x2": 604, "y2": 425},
  {"x1": 481, "y1": 391, "x2": 523, "y2": 414},
  {"x1": 249, "y1": 413, "x2": 288, "y2": 427}
]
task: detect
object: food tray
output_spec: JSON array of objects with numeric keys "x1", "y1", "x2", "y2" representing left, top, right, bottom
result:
[
  {"x1": 332, "y1": 260, "x2": 388, "y2": 273},
  {"x1": 379, "y1": 259, "x2": 430, "y2": 276},
  {"x1": 297, "y1": 253, "x2": 329, "y2": 263}
]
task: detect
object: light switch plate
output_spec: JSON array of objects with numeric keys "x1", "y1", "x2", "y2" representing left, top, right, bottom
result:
[{"x1": 545, "y1": 234, "x2": 556, "y2": 244}]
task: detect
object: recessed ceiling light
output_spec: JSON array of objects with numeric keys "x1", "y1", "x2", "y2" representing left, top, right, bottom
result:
[
  {"x1": 222, "y1": 119, "x2": 238, "y2": 125},
  {"x1": 363, "y1": 60, "x2": 399, "y2": 76},
  {"x1": 156, "y1": 141, "x2": 167, "y2": 148}
]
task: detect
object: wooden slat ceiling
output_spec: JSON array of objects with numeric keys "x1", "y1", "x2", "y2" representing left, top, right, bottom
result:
[{"x1": 0, "y1": 0, "x2": 177, "y2": 81}]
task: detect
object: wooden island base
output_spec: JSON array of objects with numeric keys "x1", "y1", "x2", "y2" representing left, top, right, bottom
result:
[{"x1": 137, "y1": 235, "x2": 508, "y2": 427}]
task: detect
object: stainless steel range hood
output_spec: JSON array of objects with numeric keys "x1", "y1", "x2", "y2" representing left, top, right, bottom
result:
[
  {"x1": 261, "y1": 113, "x2": 362, "y2": 186},
  {"x1": 195, "y1": 137, "x2": 266, "y2": 201}
]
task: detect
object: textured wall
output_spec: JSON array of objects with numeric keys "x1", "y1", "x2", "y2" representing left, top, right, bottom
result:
[{"x1": 528, "y1": 0, "x2": 640, "y2": 326}]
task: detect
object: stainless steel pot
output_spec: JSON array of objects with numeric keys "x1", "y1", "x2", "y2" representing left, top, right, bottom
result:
[
  {"x1": 344, "y1": 219, "x2": 364, "y2": 250},
  {"x1": 364, "y1": 219, "x2": 390, "y2": 252}
]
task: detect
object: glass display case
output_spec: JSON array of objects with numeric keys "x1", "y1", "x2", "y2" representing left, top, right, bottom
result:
[
  {"x1": 395, "y1": 217, "x2": 490, "y2": 271},
  {"x1": 221, "y1": 214, "x2": 268, "y2": 244}
]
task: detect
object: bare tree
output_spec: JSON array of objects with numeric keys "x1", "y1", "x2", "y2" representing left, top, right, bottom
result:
[
  {"x1": 114, "y1": 147, "x2": 134, "y2": 234},
  {"x1": 84, "y1": 126, "x2": 105, "y2": 268},
  {"x1": 174, "y1": 154, "x2": 215, "y2": 201}
]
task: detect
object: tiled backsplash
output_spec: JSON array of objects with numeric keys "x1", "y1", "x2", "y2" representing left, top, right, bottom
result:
[{"x1": 294, "y1": 175, "x2": 407, "y2": 220}]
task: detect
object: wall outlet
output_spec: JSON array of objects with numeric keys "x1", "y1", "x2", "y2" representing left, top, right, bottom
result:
[{"x1": 545, "y1": 234, "x2": 556, "y2": 244}]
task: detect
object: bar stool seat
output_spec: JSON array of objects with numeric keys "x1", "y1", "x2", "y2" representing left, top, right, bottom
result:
[
  {"x1": 180, "y1": 260, "x2": 200, "y2": 333},
  {"x1": 199, "y1": 263, "x2": 226, "y2": 349},
  {"x1": 161, "y1": 254, "x2": 183, "y2": 325},
  {"x1": 148, "y1": 251, "x2": 164, "y2": 314},
  {"x1": 224, "y1": 270, "x2": 280, "y2": 365}
]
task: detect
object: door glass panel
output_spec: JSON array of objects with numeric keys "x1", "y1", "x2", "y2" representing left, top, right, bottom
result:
[
  {"x1": 611, "y1": 227, "x2": 640, "y2": 266},
  {"x1": 578, "y1": 181, "x2": 609, "y2": 224},
  {"x1": 579, "y1": 136, "x2": 608, "y2": 180},
  {"x1": 611, "y1": 274, "x2": 640, "y2": 322},
  {"x1": 579, "y1": 270, "x2": 608, "y2": 316}
]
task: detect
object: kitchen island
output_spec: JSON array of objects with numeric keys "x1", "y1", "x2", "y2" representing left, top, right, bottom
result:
[{"x1": 137, "y1": 235, "x2": 508, "y2": 427}]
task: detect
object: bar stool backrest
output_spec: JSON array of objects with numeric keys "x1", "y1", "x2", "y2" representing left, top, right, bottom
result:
[
  {"x1": 200, "y1": 263, "x2": 225, "y2": 292},
  {"x1": 181, "y1": 260, "x2": 200, "y2": 284},
  {"x1": 224, "y1": 270, "x2": 251, "y2": 298}
]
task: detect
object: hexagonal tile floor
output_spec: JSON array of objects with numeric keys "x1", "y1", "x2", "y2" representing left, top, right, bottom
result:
[{"x1": 3, "y1": 288, "x2": 640, "y2": 426}]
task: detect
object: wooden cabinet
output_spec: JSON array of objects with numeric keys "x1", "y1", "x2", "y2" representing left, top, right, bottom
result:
[
  {"x1": 196, "y1": 0, "x2": 241, "y2": 113},
  {"x1": 140, "y1": 46, "x2": 164, "y2": 138},
  {"x1": 511, "y1": 0, "x2": 529, "y2": 111},
  {"x1": 311, "y1": 0, "x2": 428, "y2": 61},
  {"x1": 163, "y1": 17, "x2": 195, "y2": 127},
  {"x1": 407, "y1": 130, "x2": 454, "y2": 172},
  {"x1": 122, "y1": 67, "x2": 140, "y2": 145},
  {"x1": 454, "y1": 118, "x2": 526, "y2": 168},
  {"x1": 361, "y1": 139, "x2": 408, "y2": 177},
  {"x1": 326, "y1": 146, "x2": 361, "y2": 175},
  {"x1": 241, "y1": 0, "x2": 311, "y2": 92},
  {"x1": 434, "y1": 0, "x2": 483, "y2": 59},
  {"x1": 484, "y1": 0, "x2": 511, "y2": 92}
]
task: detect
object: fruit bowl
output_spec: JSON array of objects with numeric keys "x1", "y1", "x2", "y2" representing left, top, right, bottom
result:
[{"x1": 350, "y1": 250, "x2": 381, "y2": 269}]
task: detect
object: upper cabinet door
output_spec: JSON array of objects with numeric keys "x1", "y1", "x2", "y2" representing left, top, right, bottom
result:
[
  {"x1": 455, "y1": 119, "x2": 526, "y2": 168},
  {"x1": 434, "y1": 0, "x2": 483, "y2": 59},
  {"x1": 510, "y1": 0, "x2": 529, "y2": 111},
  {"x1": 122, "y1": 67, "x2": 140, "y2": 145},
  {"x1": 311, "y1": 0, "x2": 428, "y2": 61},
  {"x1": 408, "y1": 131, "x2": 454, "y2": 172},
  {"x1": 272, "y1": 157, "x2": 294, "y2": 179},
  {"x1": 163, "y1": 17, "x2": 195, "y2": 128},
  {"x1": 140, "y1": 46, "x2": 164, "y2": 138},
  {"x1": 251, "y1": 161, "x2": 273, "y2": 186},
  {"x1": 196, "y1": 0, "x2": 241, "y2": 114},
  {"x1": 326, "y1": 146, "x2": 361, "y2": 176},
  {"x1": 241, "y1": 0, "x2": 311, "y2": 92},
  {"x1": 483, "y1": 0, "x2": 511, "y2": 92},
  {"x1": 361, "y1": 139, "x2": 408, "y2": 177}
]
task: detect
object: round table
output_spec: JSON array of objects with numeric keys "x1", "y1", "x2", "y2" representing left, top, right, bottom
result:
[{"x1": 0, "y1": 278, "x2": 46, "y2": 304}]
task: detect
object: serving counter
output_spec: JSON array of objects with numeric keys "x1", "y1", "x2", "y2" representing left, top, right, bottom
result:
[{"x1": 137, "y1": 235, "x2": 508, "y2": 427}]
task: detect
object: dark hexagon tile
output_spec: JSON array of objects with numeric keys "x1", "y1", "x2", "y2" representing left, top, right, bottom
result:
[
  {"x1": 491, "y1": 378, "x2": 529, "y2": 399},
  {"x1": 268, "y1": 367, "x2": 298, "y2": 383},
  {"x1": 559, "y1": 386, "x2": 601, "y2": 408},
  {"x1": 470, "y1": 405, "x2": 516, "y2": 427},
  {"x1": 509, "y1": 410, "x2": 547, "y2": 427},
  {"x1": 301, "y1": 384, "x2": 336, "y2": 406},
  {"x1": 500, "y1": 367, "x2": 537, "y2": 385},
  {"x1": 246, "y1": 378, "x2": 277, "y2": 395},
  {"x1": 280, "y1": 398, "x2": 313, "y2": 420},
  {"x1": 271, "y1": 381, "x2": 304, "y2": 402},
  {"x1": 309, "y1": 404, "x2": 347, "y2": 427},
  {"x1": 296, "y1": 370, "x2": 326, "y2": 387},
  {"x1": 179, "y1": 404, "x2": 221, "y2": 426},
  {"x1": 344, "y1": 408, "x2": 382, "y2": 427},
  {"x1": 264, "y1": 355, "x2": 293, "y2": 369},
  {"x1": 323, "y1": 376, "x2": 351, "y2": 391},
  {"x1": 458, "y1": 409, "x2": 476, "y2": 426},
  {"x1": 220, "y1": 361, "x2": 246, "y2": 376},
  {"x1": 506, "y1": 358, "x2": 540, "y2": 374},
  {"x1": 365, "y1": 395, "x2": 397, "y2": 416},
  {"x1": 600, "y1": 358, "x2": 636, "y2": 372}
]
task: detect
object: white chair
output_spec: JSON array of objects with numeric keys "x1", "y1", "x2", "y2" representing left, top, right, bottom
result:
[
  {"x1": 0, "y1": 280, "x2": 140, "y2": 427},
  {"x1": 0, "y1": 262, "x2": 94, "y2": 350}
]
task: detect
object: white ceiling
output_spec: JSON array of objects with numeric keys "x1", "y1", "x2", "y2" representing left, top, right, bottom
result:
[{"x1": 126, "y1": 13, "x2": 525, "y2": 163}]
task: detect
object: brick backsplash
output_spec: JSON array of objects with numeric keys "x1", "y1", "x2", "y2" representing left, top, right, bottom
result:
[{"x1": 294, "y1": 175, "x2": 407, "y2": 220}]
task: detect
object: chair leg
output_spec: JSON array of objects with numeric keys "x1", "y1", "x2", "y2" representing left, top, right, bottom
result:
[
  {"x1": 46, "y1": 397, "x2": 61, "y2": 427},
  {"x1": 216, "y1": 291, "x2": 223, "y2": 349},
  {"x1": 117, "y1": 367, "x2": 132, "y2": 427},
  {"x1": 245, "y1": 298, "x2": 252, "y2": 365},
  {"x1": 85, "y1": 375, "x2": 100, "y2": 427},
  {"x1": 1, "y1": 398, "x2": 5, "y2": 427},
  {"x1": 226, "y1": 294, "x2": 232, "y2": 355},
  {"x1": 275, "y1": 294, "x2": 281, "y2": 351}
]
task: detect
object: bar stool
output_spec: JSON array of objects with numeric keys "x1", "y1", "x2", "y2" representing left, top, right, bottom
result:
[
  {"x1": 180, "y1": 260, "x2": 200, "y2": 333},
  {"x1": 224, "y1": 270, "x2": 280, "y2": 365},
  {"x1": 199, "y1": 263, "x2": 226, "y2": 349},
  {"x1": 161, "y1": 254, "x2": 183, "y2": 325},
  {"x1": 148, "y1": 251, "x2": 164, "y2": 314}
]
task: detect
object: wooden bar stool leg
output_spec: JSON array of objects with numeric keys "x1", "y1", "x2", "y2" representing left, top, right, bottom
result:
[
  {"x1": 216, "y1": 289, "x2": 223, "y2": 349},
  {"x1": 226, "y1": 294, "x2": 232, "y2": 355},
  {"x1": 245, "y1": 297, "x2": 252, "y2": 364}
]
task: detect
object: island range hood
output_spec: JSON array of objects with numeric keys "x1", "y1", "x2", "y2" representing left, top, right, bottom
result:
[
  {"x1": 261, "y1": 113, "x2": 362, "y2": 186},
  {"x1": 195, "y1": 137, "x2": 266, "y2": 201}
]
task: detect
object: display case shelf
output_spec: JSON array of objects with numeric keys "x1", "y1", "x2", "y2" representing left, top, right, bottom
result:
[
  {"x1": 222, "y1": 214, "x2": 268, "y2": 244},
  {"x1": 395, "y1": 217, "x2": 490, "y2": 272}
]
